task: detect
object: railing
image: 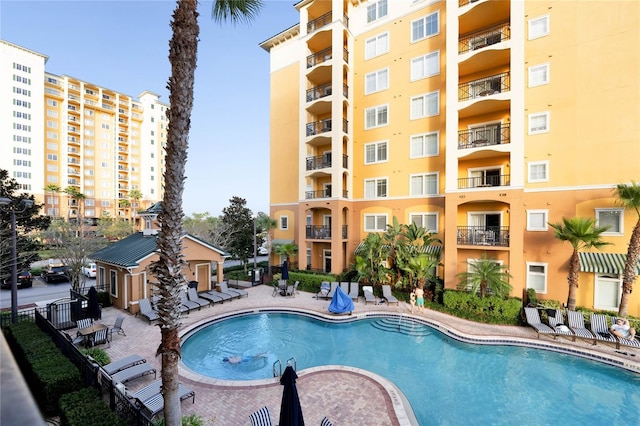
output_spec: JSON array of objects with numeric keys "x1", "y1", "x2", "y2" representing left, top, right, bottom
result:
[
  {"x1": 306, "y1": 83, "x2": 332, "y2": 102},
  {"x1": 306, "y1": 118, "x2": 332, "y2": 136},
  {"x1": 343, "y1": 118, "x2": 349, "y2": 133},
  {"x1": 459, "y1": 72, "x2": 510, "y2": 102},
  {"x1": 307, "y1": 47, "x2": 332, "y2": 68},
  {"x1": 458, "y1": 174, "x2": 510, "y2": 189},
  {"x1": 458, "y1": 123, "x2": 510, "y2": 149},
  {"x1": 342, "y1": 225, "x2": 348, "y2": 239},
  {"x1": 306, "y1": 225, "x2": 331, "y2": 239},
  {"x1": 307, "y1": 11, "x2": 331, "y2": 32},
  {"x1": 306, "y1": 155, "x2": 331, "y2": 170},
  {"x1": 459, "y1": 0, "x2": 483, "y2": 7},
  {"x1": 343, "y1": 48, "x2": 349, "y2": 64},
  {"x1": 457, "y1": 226, "x2": 509, "y2": 247},
  {"x1": 459, "y1": 22, "x2": 510, "y2": 54},
  {"x1": 305, "y1": 189, "x2": 348, "y2": 199}
]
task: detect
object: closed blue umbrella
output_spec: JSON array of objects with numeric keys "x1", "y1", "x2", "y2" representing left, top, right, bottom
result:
[
  {"x1": 282, "y1": 260, "x2": 289, "y2": 281},
  {"x1": 279, "y1": 365, "x2": 304, "y2": 426}
]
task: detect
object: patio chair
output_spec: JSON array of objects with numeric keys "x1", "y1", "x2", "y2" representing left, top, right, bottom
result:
[
  {"x1": 339, "y1": 282, "x2": 349, "y2": 295},
  {"x1": 213, "y1": 283, "x2": 240, "y2": 300},
  {"x1": 90, "y1": 327, "x2": 110, "y2": 347},
  {"x1": 180, "y1": 290, "x2": 201, "y2": 311},
  {"x1": 382, "y1": 285, "x2": 399, "y2": 305},
  {"x1": 199, "y1": 290, "x2": 225, "y2": 304},
  {"x1": 611, "y1": 317, "x2": 640, "y2": 349},
  {"x1": 137, "y1": 298, "x2": 159, "y2": 324},
  {"x1": 317, "y1": 281, "x2": 330, "y2": 300},
  {"x1": 102, "y1": 354, "x2": 146, "y2": 376},
  {"x1": 220, "y1": 281, "x2": 248, "y2": 298},
  {"x1": 76, "y1": 317, "x2": 93, "y2": 332},
  {"x1": 133, "y1": 381, "x2": 195, "y2": 418},
  {"x1": 363, "y1": 285, "x2": 376, "y2": 305},
  {"x1": 108, "y1": 315, "x2": 126, "y2": 339},
  {"x1": 186, "y1": 287, "x2": 210, "y2": 308},
  {"x1": 284, "y1": 283, "x2": 294, "y2": 297},
  {"x1": 546, "y1": 309, "x2": 575, "y2": 340},
  {"x1": 348, "y1": 282, "x2": 359, "y2": 302},
  {"x1": 523, "y1": 307, "x2": 555, "y2": 338},
  {"x1": 565, "y1": 310, "x2": 596, "y2": 344},
  {"x1": 249, "y1": 406, "x2": 273, "y2": 426},
  {"x1": 111, "y1": 363, "x2": 157, "y2": 384},
  {"x1": 63, "y1": 331, "x2": 85, "y2": 346},
  {"x1": 591, "y1": 313, "x2": 619, "y2": 348},
  {"x1": 326, "y1": 282, "x2": 339, "y2": 299},
  {"x1": 320, "y1": 417, "x2": 334, "y2": 426}
]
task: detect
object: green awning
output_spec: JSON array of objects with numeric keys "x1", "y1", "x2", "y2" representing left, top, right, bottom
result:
[
  {"x1": 578, "y1": 252, "x2": 640, "y2": 275},
  {"x1": 354, "y1": 243, "x2": 442, "y2": 259}
]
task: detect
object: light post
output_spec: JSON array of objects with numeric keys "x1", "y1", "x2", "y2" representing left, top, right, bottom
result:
[{"x1": 0, "y1": 197, "x2": 34, "y2": 324}]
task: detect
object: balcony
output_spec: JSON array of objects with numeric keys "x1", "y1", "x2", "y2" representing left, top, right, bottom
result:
[
  {"x1": 306, "y1": 118, "x2": 332, "y2": 137},
  {"x1": 457, "y1": 226, "x2": 509, "y2": 247},
  {"x1": 305, "y1": 189, "x2": 348, "y2": 199},
  {"x1": 458, "y1": 174, "x2": 510, "y2": 189},
  {"x1": 307, "y1": 11, "x2": 331, "y2": 33},
  {"x1": 458, "y1": 123, "x2": 510, "y2": 149},
  {"x1": 459, "y1": 72, "x2": 510, "y2": 102},
  {"x1": 305, "y1": 154, "x2": 348, "y2": 171},
  {"x1": 307, "y1": 47, "x2": 332, "y2": 68},
  {"x1": 459, "y1": 22, "x2": 510, "y2": 54},
  {"x1": 306, "y1": 225, "x2": 331, "y2": 240}
]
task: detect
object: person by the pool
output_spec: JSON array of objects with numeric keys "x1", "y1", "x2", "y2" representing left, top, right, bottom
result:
[{"x1": 223, "y1": 352, "x2": 267, "y2": 365}]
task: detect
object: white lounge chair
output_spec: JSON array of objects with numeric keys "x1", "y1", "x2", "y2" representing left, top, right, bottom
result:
[
  {"x1": 591, "y1": 314, "x2": 619, "y2": 347},
  {"x1": 566, "y1": 310, "x2": 596, "y2": 344},
  {"x1": 326, "y1": 282, "x2": 339, "y2": 299},
  {"x1": 381, "y1": 285, "x2": 399, "y2": 305},
  {"x1": 611, "y1": 317, "x2": 640, "y2": 349},
  {"x1": 524, "y1": 307, "x2": 555, "y2": 338},
  {"x1": 348, "y1": 282, "x2": 359, "y2": 302},
  {"x1": 546, "y1": 309, "x2": 575, "y2": 340},
  {"x1": 249, "y1": 406, "x2": 273, "y2": 426},
  {"x1": 362, "y1": 285, "x2": 376, "y2": 305},
  {"x1": 133, "y1": 380, "x2": 195, "y2": 418}
]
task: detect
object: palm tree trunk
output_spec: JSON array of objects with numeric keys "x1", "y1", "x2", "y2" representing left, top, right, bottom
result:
[
  {"x1": 151, "y1": 1, "x2": 199, "y2": 425},
  {"x1": 619, "y1": 220, "x2": 640, "y2": 317},
  {"x1": 567, "y1": 250, "x2": 580, "y2": 310}
]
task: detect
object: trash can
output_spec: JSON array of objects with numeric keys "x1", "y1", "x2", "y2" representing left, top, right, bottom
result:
[{"x1": 188, "y1": 280, "x2": 198, "y2": 290}]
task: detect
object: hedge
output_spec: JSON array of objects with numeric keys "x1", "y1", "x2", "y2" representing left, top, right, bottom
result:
[
  {"x1": 4, "y1": 321, "x2": 83, "y2": 415},
  {"x1": 443, "y1": 290, "x2": 523, "y2": 325},
  {"x1": 59, "y1": 388, "x2": 126, "y2": 426}
]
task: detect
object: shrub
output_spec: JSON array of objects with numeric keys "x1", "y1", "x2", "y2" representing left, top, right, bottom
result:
[
  {"x1": 82, "y1": 347, "x2": 110, "y2": 366},
  {"x1": 5, "y1": 321, "x2": 83, "y2": 414},
  {"x1": 156, "y1": 414, "x2": 205, "y2": 426},
  {"x1": 525, "y1": 288, "x2": 538, "y2": 307},
  {"x1": 59, "y1": 388, "x2": 125, "y2": 426},
  {"x1": 443, "y1": 290, "x2": 522, "y2": 325}
]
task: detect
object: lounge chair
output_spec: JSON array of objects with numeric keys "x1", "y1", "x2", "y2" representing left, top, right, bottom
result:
[
  {"x1": 214, "y1": 283, "x2": 240, "y2": 300},
  {"x1": 187, "y1": 287, "x2": 211, "y2": 308},
  {"x1": 348, "y1": 282, "x2": 359, "y2": 302},
  {"x1": 321, "y1": 417, "x2": 334, "y2": 426},
  {"x1": 317, "y1": 282, "x2": 330, "y2": 300},
  {"x1": 566, "y1": 310, "x2": 596, "y2": 344},
  {"x1": 249, "y1": 406, "x2": 273, "y2": 426},
  {"x1": 102, "y1": 354, "x2": 146, "y2": 376},
  {"x1": 546, "y1": 309, "x2": 575, "y2": 340},
  {"x1": 199, "y1": 290, "x2": 224, "y2": 304},
  {"x1": 220, "y1": 281, "x2": 248, "y2": 298},
  {"x1": 326, "y1": 282, "x2": 339, "y2": 299},
  {"x1": 523, "y1": 307, "x2": 555, "y2": 338},
  {"x1": 110, "y1": 362, "x2": 157, "y2": 384},
  {"x1": 132, "y1": 380, "x2": 195, "y2": 418},
  {"x1": 180, "y1": 290, "x2": 201, "y2": 311},
  {"x1": 611, "y1": 317, "x2": 640, "y2": 349},
  {"x1": 339, "y1": 282, "x2": 349, "y2": 294},
  {"x1": 137, "y1": 298, "x2": 159, "y2": 324},
  {"x1": 590, "y1": 313, "x2": 619, "y2": 347},
  {"x1": 363, "y1": 285, "x2": 376, "y2": 305},
  {"x1": 206, "y1": 287, "x2": 234, "y2": 302},
  {"x1": 108, "y1": 315, "x2": 127, "y2": 339},
  {"x1": 382, "y1": 285, "x2": 399, "y2": 305}
]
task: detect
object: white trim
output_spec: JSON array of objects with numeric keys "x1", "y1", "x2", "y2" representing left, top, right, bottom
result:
[
  {"x1": 410, "y1": 131, "x2": 439, "y2": 158},
  {"x1": 408, "y1": 212, "x2": 439, "y2": 233},
  {"x1": 528, "y1": 14, "x2": 550, "y2": 40},
  {"x1": 526, "y1": 262, "x2": 548, "y2": 294},
  {"x1": 526, "y1": 209, "x2": 549, "y2": 231},
  {"x1": 595, "y1": 208, "x2": 624, "y2": 236},
  {"x1": 593, "y1": 273, "x2": 622, "y2": 311},
  {"x1": 528, "y1": 63, "x2": 550, "y2": 87},
  {"x1": 364, "y1": 140, "x2": 389, "y2": 164},
  {"x1": 528, "y1": 111, "x2": 550, "y2": 134},
  {"x1": 528, "y1": 161, "x2": 549, "y2": 183},
  {"x1": 364, "y1": 213, "x2": 388, "y2": 232}
]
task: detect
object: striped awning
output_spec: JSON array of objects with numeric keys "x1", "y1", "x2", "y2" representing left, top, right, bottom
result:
[
  {"x1": 354, "y1": 243, "x2": 442, "y2": 259},
  {"x1": 578, "y1": 252, "x2": 640, "y2": 275}
]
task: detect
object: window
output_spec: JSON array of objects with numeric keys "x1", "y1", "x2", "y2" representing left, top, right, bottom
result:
[
  {"x1": 364, "y1": 214, "x2": 387, "y2": 232},
  {"x1": 528, "y1": 64, "x2": 550, "y2": 87},
  {"x1": 47, "y1": 154, "x2": 58, "y2": 161},
  {"x1": 411, "y1": 51, "x2": 439, "y2": 81},
  {"x1": 409, "y1": 213, "x2": 438, "y2": 233},
  {"x1": 280, "y1": 216, "x2": 288, "y2": 230},
  {"x1": 365, "y1": 33, "x2": 389, "y2": 60},
  {"x1": 529, "y1": 15, "x2": 550, "y2": 40},
  {"x1": 365, "y1": 69, "x2": 389, "y2": 94},
  {"x1": 410, "y1": 132, "x2": 438, "y2": 158},
  {"x1": 46, "y1": 120, "x2": 58, "y2": 128},
  {"x1": 47, "y1": 99, "x2": 58, "y2": 107},
  {"x1": 527, "y1": 210, "x2": 549, "y2": 231},
  {"x1": 410, "y1": 173, "x2": 438, "y2": 196},
  {"x1": 528, "y1": 161, "x2": 549, "y2": 182},
  {"x1": 364, "y1": 141, "x2": 388, "y2": 164},
  {"x1": 365, "y1": 105, "x2": 388, "y2": 129},
  {"x1": 528, "y1": 112, "x2": 549, "y2": 134},
  {"x1": 411, "y1": 92, "x2": 439, "y2": 119},
  {"x1": 109, "y1": 270, "x2": 117, "y2": 297},
  {"x1": 411, "y1": 11, "x2": 439, "y2": 42},
  {"x1": 364, "y1": 178, "x2": 388, "y2": 198},
  {"x1": 101, "y1": 200, "x2": 111, "y2": 207},
  {"x1": 596, "y1": 209, "x2": 623, "y2": 235},
  {"x1": 367, "y1": 0, "x2": 387, "y2": 23},
  {"x1": 594, "y1": 274, "x2": 621, "y2": 311},
  {"x1": 526, "y1": 262, "x2": 547, "y2": 293}
]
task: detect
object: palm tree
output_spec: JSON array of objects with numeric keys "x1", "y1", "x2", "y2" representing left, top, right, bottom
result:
[
  {"x1": 44, "y1": 184, "x2": 61, "y2": 218},
  {"x1": 456, "y1": 253, "x2": 512, "y2": 298},
  {"x1": 550, "y1": 217, "x2": 611, "y2": 311},
  {"x1": 614, "y1": 182, "x2": 640, "y2": 317},
  {"x1": 354, "y1": 233, "x2": 389, "y2": 286},
  {"x1": 402, "y1": 254, "x2": 437, "y2": 291},
  {"x1": 257, "y1": 214, "x2": 277, "y2": 278},
  {"x1": 274, "y1": 242, "x2": 298, "y2": 265},
  {"x1": 150, "y1": 1, "x2": 262, "y2": 424},
  {"x1": 129, "y1": 188, "x2": 143, "y2": 224}
]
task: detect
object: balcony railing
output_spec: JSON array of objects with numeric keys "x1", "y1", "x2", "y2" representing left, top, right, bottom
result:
[
  {"x1": 458, "y1": 174, "x2": 510, "y2": 189},
  {"x1": 305, "y1": 225, "x2": 349, "y2": 239},
  {"x1": 306, "y1": 154, "x2": 348, "y2": 171},
  {"x1": 459, "y1": 22, "x2": 510, "y2": 54},
  {"x1": 307, "y1": 47, "x2": 332, "y2": 68},
  {"x1": 306, "y1": 83, "x2": 332, "y2": 102},
  {"x1": 459, "y1": 72, "x2": 510, "y2": 102},
  {"x1": 458, "y1": 123, "x2": 510, "y2": 149},
  {"x1": 306, "y1": 118, "x2": 332, "y2": 136},
  {"x1": 308, "y1": 11, "x2": 331, "y2": 32},
  {"x1": 457, "y1": 226, "x2": 509, "y2": 247},
  {"x1": 305, "y1": 189, "x2": 348, "y2": 199}
]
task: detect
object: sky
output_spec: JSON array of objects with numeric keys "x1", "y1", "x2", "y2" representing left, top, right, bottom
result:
[{"x1": 0, "y1": 0, "x2": 300, "y2": 217}]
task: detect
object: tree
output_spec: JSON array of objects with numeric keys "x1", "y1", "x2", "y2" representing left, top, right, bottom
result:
[
  {"x1": 44, "y1": 184, "x2": 61, "y2": 218},
  {"x1": 402, "y1": 254, "x2": 437, "y2": 291},
  {"x1": 183, "y1": 211, "x2": 236, "y2": 249},
  {"x1": 63, "y1": 186, "x2": 85, "y2": 222},
  {"x1": 151, "y1": 3, "x2": 262, "y2": 424},
  {"x1": 220, "y1": 197, "x2": 255, "y2": 270},
  {"x1": 96, "y1": 214, "x2": 135, "y2": 241},
  {"x1": 273, "y1": 242, "x2": 298, "y2": 265},
  {"x1": 354, "y1": 233, "x2": 389, "y2": 286},
  {"x1": 614, "y1": 182, "x2": 640, "y2": 317},
  {"x1": 456, "y1": 253, "x2": 512, "y2": 298},
  {"x1": 0, "y1": 169, "x2": 50, "y2": 279},
  {"x1": 256, "y1": 213, "x2": 277, "y2": 277},
  {"x1": 550, "y1": 217, "x2": 611, "y2": 310}
]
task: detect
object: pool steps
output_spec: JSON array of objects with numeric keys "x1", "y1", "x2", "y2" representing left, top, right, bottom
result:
[{"x1": 371, "y1": 318, "x2": 432, "y2": 337}]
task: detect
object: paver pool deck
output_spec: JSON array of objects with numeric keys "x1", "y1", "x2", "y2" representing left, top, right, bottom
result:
[{"x1": 96, "y1": 284, "x2": 640, "y2": 425}]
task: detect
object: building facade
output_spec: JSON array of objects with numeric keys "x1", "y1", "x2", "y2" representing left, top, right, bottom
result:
[
  {"x1": 260, "y1": 1, "x2": 640, "y2": 315},
  {"x1": 1, "y1": 40, "x2": 167, "y2": 223}
]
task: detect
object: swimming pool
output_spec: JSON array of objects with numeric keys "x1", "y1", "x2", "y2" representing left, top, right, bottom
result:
[{"x1": 181, "y1": 312, "x2": 640, "y2": 425}]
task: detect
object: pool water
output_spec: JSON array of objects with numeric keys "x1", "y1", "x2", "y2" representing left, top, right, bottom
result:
[{"x1": 181, "y1": 313, "x2": 640, "y2": 425}]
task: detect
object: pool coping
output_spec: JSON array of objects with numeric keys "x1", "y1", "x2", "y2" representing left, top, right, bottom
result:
[{"x1": 178, "y1": 307, "x2": 639, "y2": 426}]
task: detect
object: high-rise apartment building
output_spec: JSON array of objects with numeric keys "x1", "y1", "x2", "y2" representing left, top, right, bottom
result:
[
  {"x1": 261, "y1": 1, "x2": 640, "y2": 315},
  {"x1": 1, "y1": 40, "x2": 167, "y2": 222}
]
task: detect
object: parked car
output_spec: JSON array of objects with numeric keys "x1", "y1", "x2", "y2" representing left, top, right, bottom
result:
[
  {"x1": 42, "y1": 263, "x2": 69, "y2": 283},
  {"x1": 82, "y1": 262, "x2": 96, "y2": 278},
  {"x1": 1, "y1": 270, "x2": 33, "y2": 289},
  {"x1": 258, "y1": 246, "x2": 269, "y2": 255}
]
